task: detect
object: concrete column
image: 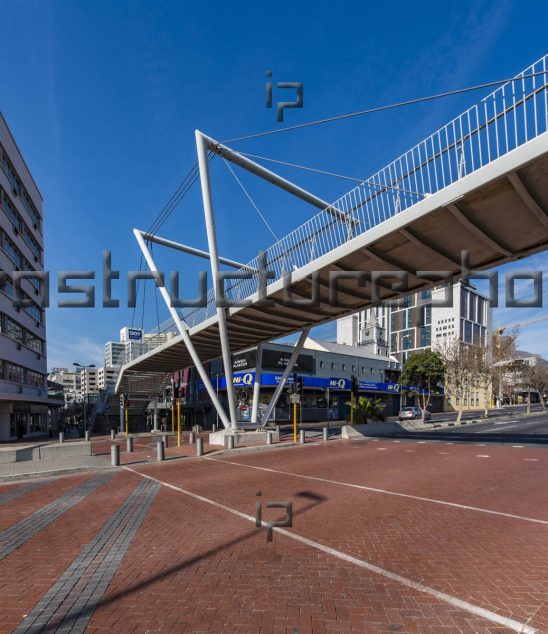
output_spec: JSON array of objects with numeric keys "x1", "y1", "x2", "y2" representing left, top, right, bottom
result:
[
  {"x1": 111, "y1": 444, "x2": 120, "y2": 466},
  {"x1": 196, "y1": 438, "x2": 203, "y2": 456},
  {"x1": 323, "y1": 427, "x2": 328, "y2": 441},
  {"x1": 126, "y1": 437, "x2": 133, "y2": 453},
  {"x1": 266, "y1": 432, "x2": 272, "y2": 445},
  {"x1": 59, "y1": 432, "x2": 64, "y2": 443},
  {"x1": 162, "y1": 434, "x2": 168, "y2": 448},
  {"x1": 212, "y1": 423, "x2": 216, "y2": 433},
  {"x1": 156, "y1": 440, "x2": 164, "y2": 461},
  {"x1": 300, "y1": 429, "x2": 305, "y2": 444},
  {"x1": 119, "y1": 402, "x2": 124, "y2": 433},
  {"x1": 227, "y1": 435, "x2": 234, "y2": 450}
]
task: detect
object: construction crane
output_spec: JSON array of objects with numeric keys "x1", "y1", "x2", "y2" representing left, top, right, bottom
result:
[{"x1": 494, "y1": 314, "x2": 548, "y2": 335}]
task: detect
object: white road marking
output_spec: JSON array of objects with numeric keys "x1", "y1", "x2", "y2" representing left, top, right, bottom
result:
[
  {"x1": 476, "y1": 455, "x2": 490, "y2": 458},
  {"x1": 524, "y1": 458, "x2": 539, "y2": 461},
  {"x1": 512, "y1": 445, "x2": 525, "y2": 448},
  {"x1": 495, "y1": 420, "x2": 519, "y2": 425},
  {"x1": 207, "y1": 458, "x2": 548, "y2": 527},
  {"x1": 438, "y1": 452, "x2": 449, "y2": 455},
  {"x1": 124, "y1": 465, "x2": 538, "y2": 634},
  {"x1": 405, "y1": 449, "x2": 416, "y2": 452},
  {"x1": 376, "y1": 448, "x2": 387, "y2": 451}
]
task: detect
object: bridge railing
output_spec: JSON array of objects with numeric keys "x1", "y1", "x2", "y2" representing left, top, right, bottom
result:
[{"x1": 152, "y1": 54, "x2": 548, "y2": 336}]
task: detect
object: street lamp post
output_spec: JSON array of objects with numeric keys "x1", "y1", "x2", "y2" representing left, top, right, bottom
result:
[{"x1": 74, "y1": 362, "x2": 96, "y2": 437}]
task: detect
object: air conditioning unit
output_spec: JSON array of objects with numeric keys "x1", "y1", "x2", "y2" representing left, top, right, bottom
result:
[{"x1": 16, "y1": 343, "x2": 21, "y2": 350}]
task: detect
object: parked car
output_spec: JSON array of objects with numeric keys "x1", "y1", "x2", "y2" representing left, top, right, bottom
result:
[{"x1": 398, "y1": 406, "x2": 431, "y2": 421}]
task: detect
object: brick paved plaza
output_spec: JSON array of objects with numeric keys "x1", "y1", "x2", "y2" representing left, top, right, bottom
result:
[{"x1": 1, "y1": 436, "x2": 547, "y2": 633}]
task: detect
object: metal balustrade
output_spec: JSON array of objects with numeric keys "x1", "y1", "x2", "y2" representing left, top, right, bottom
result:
[{"x1": 131, "y1": 55, "x2": 548, "y2": 363}]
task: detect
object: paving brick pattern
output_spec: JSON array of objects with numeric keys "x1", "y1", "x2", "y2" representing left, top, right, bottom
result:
[
  {"x1": 0, "y1": 472, "x2": 114, "y2": 561},
  {"x1": 0, "y1": 481, "x2": 46, "y2": 506},
  {"x1": 14, "y1": 478, "x2": 159, "y2": 634},
  {"x1": 1, "y1": 439, "x2": 547, "y2": 632}
]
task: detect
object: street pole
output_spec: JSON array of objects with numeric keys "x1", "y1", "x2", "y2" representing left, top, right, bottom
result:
[
  {"x1": 177, "y1": 398, "x2": 181, "y2": 447},
  {"x1": 171, "y1": 398, "x2": 175, "y2": 433},
  {"x1": 125, "y1": 404, "x2": 128, "y2": 437},
  {"x1": 293, "y1": 401, "x2": 297, "y2": 443},
  {"x1": 350, "y1": 391, "x2": 354, "y2": 425}
]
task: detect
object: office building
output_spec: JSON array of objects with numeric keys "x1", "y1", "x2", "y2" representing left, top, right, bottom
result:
[{"x1": 0, "y1": 114, "x2": 48, "y2": 440}]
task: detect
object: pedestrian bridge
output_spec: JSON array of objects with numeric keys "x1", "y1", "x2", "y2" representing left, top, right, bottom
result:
[{"x1": 117, "y1": 55, "x2": 548, "y2": 429}]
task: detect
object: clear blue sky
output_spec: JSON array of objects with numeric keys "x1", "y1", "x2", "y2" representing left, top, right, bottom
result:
[{"x1": 1, "y1": 0, "x2": 547, "y2": 369}]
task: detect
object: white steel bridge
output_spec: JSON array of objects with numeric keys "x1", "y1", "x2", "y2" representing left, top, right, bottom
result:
[{"x1": 117, "y1": 55, "x2": 548, "y2": 431}]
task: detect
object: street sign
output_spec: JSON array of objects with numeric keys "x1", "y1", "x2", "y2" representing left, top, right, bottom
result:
[{"x1": 290, "y1": 394, "x2": 300, "y2": 404}]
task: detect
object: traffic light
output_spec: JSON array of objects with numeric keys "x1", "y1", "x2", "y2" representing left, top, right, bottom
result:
[
  {"x1": 124, "y1": 399, "x2": 130, "y2": 408},
  {"x1": 351, "y1": 375, "x2": 358, "y2": 398},
  {"x1": 294, "y1": 375, "x2": 304, "y2": 394},
  {"x1": 173, "y1": 385, "x2": 179, "y2": 399},
  {"x1": 179, "y1": 386, "x2": 186, "y2": 400}
]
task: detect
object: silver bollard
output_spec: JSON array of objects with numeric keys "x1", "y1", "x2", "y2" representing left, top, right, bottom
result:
[
  {"x1": 275, "y1": 425, "x2": 280, "y2": 434},
  {"x1": 212, "y1": 424, "x2": 217, "y2": 433},
  {"x1": 111, "y1": 429, "x2": 115, "y2": 440},
  {"x1": 323, "y1": 427, "x2": 328, "y2": 441},
  {"x1": 126, "y1": 436, "x2": 133, "y2": 453},
  {"x1": 196, "y1": 438, "x2": 203, "y2": 457},
  {"x1": 227, "y1": 435, "x2": 234, "y2": 450},
  {"x1": 111, "y1": 444, "x2": 120, "y2": 466},
  {"x1": 85, "y1": 430, "x2": 90, "y2": 442},
  {"x1": 266, "y1": 432, "x2": 272, "y2": 445},
  {"x1": 189, "y1": 431, "x2": 195, "y2": 444},
  {"x1": 162, "y1": 434, "x2": 168, "y2": 448},
  {"x1": 156, "y1": 440, "x2": 165, "y2": 461},
  {"x1": 59, "y1": 432, "x2": 64, "y2": 443},
  {"x1": 300, "y1": 429, "x2": 305, "y2": 444}
]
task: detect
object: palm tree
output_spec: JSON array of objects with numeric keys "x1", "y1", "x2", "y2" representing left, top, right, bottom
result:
[{"x1": 346, "y1": 397, "x2": 386, "y2": 424}]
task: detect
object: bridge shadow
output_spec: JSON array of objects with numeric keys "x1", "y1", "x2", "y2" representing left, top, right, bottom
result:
[{"x1": 41, "y1": 490, "x2": 328, "y2": 632}]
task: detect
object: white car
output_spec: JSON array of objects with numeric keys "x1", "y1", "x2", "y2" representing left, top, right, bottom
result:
[{"x1": 398, "y1": 406, "x2": 431, "y2": 421}]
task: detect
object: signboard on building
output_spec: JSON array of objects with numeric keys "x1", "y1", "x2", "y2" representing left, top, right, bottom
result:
[
  {"x1": 262, "y1": 350, "x2": 315, "y2": 373},
  {"x1": 232, "y1": 350, "x2": 257, "y2": 371},
  {"x1": 128, "y1": 328, "x2": 143, "y2": 341}
]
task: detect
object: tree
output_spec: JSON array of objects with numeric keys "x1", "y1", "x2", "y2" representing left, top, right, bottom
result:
[
  {"x1": 400, "y1": 350, "x2": 445, "y2": 422},
  {"x1": 346, "y1": 397, "x2": 386, "y2": 424},
  {"x1": 525, "y1": 363, "x2": 548, "y2": 411},
  {"x1": 437, "y1": 339, "x2": 473, "y2": 423}
]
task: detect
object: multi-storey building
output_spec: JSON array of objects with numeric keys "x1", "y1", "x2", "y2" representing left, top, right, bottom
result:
[
  {"x1": 105, "y1": 342, "x2": 126, "y2": 368},
  {"x1": 0, "y1": 114, "x2": 48, "y2": 440},
  {"x1": 79, "y1": 368, "x2": 99, "y2": 397},
  {"x1": 98, "y1": 366, "x2": 118, "y2": 391},
  {"x1": 47, "y1": 368, "x2": 81, "y2": 403},
  {"x1": 338, "y1": 280, "x2": 491, "y2": 363}
]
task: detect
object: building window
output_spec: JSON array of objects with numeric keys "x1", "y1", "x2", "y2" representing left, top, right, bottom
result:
[
  {"x1": 342, "y1": 364, "x2": 346, "y2": 371},
  {"x1": 7, "y1": 362, "x2": 24, "y2": 383},
  {"x1": 420, "y1": 326, "x2": 431, "y2": 347},
  {"x1": 402, "y1": 330, "x2": 412, "y2": 350},
  {"x1": 319, "y1": 361, "x2": 324, "y2": 369},
  {"x1": 331, "y1": 362, "x2": 335, "y2": 370}
]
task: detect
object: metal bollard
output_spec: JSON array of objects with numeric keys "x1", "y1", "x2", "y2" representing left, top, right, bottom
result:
[
  {"x1": 275, "y1": 425, "x2": 280, "y2": 434},
  {"x1": 156, "y1": 440, "x2": 165, "y2": 461},
  {"x1": 227, "y1": 435, "x2": 234, "y2": 450},
  {"x1": 59, "y1": 432, "x2": 64, "y2": 443},
  {"x1": 196, "y1": 438, "x2": 203, "y2": 457},
  {"x1": 189, "y1": 431, "x2": 195, "y2": 444},
  {"x1": 162, "y1": 434, "x2": 168, "y2": 448},
  {"x1": 111, "y1": 429, "x2": 115, "y2": 440},
  {"x1": 300, "y1": 429, "x2": 305, "y2": 444},
  {"x1": 266, "y1": 432, "x2": 272, "y2": 445},
  {"x1": 126, "y1": 436, "x2": 133, "y2": 453},
  {"x1": 323, "y1": 427, "x2": 328, "y2": 441},
  {"x1": 85, "y1": 430, "x2": 91, "y2": 442},
  {"x1": 111, "y1": 444, "x2": 120, "y2": 466},
  {"x1": 212, "y1": 423, "x2": 217, "y2": 433}
]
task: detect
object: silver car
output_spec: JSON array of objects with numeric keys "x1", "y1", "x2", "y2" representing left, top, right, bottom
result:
[{"x1": 398, "y1": 406, "x2": 431, "y2": 421}]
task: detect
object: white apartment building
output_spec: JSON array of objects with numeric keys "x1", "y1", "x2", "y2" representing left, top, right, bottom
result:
[
  {"x1": 80, "y1": 368, "x2": 99, "y2": 396},
  {"x1": 98, "y1": 366, "x2": 118, "y2": 391},
  {"x1": 105, "y1": 341, "x2": 126, "y2": 368},
  {"x1": 47, "y1": 368, "x2": 81, "y2": 403},
  {"x1": 0, "y1": 113, "x2": 48, "y2": 440}
]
